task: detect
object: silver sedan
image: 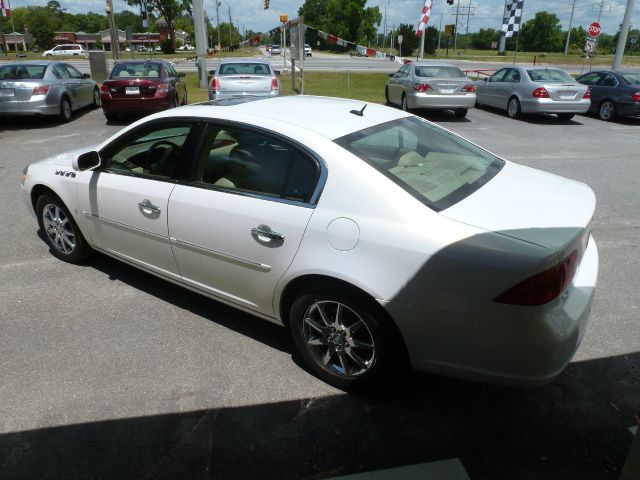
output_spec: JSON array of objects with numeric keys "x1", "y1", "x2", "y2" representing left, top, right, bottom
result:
[
  {"x1": 208, "y1": 58, "x2": 280, "y2": 100},
  {"x1": 476, "y1": 66, "x2": 591, "y2": 120},
  {"x1": 385, "y1": 62, "x2": 477, "y2": 118},
  {"x1": 0, "y1": 61, "x2": 99, "y2": 122}
]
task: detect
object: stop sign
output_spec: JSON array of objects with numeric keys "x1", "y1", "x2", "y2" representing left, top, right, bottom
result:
[{"x1": 588, "y1": 22, "x2": 602, "y2": 37}]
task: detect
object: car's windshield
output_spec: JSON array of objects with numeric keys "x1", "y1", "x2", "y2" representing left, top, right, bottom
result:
[
  {"x1": 111, "y1": 63, "x2": 162, "y2": 78},
  {"x1": 527, "y1": 68, "x2": 574, "y2": 83},
  {"x1": 414, "y1": 66, "x2": 466, "y2": 78},
  {"x1": 219, "y1": 63, "x2": 271, "y2": 75},
  {"x1": 620, "y1": 72, "x2": 640, "y2": 85},
  {"x1": 0, "y1": 64, "x2": 47, "y2": 80},
  {"x1": 335, "y1": 117, "x2": 504, "y2": 211}
]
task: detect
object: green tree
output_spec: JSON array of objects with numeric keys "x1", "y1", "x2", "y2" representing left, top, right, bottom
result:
[
  {"x1": 26, "y1": 6, "x2": 59, "y2": 49},
  {"x1": 519, "y1": 11, "x2": 563, "y2": 52},
  {"x1": 114, "y1": 10, "x2": 146, "y2": 33},
  {"x1": 469, "y1": 28, "x2": 500, "y2": 50},
  {"x1": 397, "y1": 24, "x2": 419, "y2": 56},
  {"x1": 127, "y1": 0, "x2": 189, "y2": 45}
]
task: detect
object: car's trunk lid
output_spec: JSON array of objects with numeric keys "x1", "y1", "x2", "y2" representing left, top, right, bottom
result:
[
  {"x1": 441, "y1": 162, "x2": 595, "y2": 260},
  {"x1": 219, "y1": 75, "x2": 272, "y2": 94},
  {"x1": 417, "y1": 78, "x2": 472, "y2": 95},
  {"x1": 0, "y1": 80, "x2": 42, "y2": 102},
  {"x1": 104, "y1": 78, "x2": 162, "y2": 98},
  {"x1": 541, "y1": 82, "x2": 587, "y2": 102}
]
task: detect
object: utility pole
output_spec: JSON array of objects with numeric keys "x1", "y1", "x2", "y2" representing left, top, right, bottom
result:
[
  {"x1": 564, "y1": 0, "x2": 577, "y2": 55},
  {"x1": 613, "y1": 0, "x2": 636, "y2": 69},
  {"x1": 215, "y1": 1, "x2": 221, "y2": 50},
  {"x1": 454, "y1": 0, "x2": 460, "y2": 50},
  {"x1": 438, "y1": 11, "x2": 443, "y2": 50},
  {"x1": 464, "y1": 0, "x2": 472, "y2": 52},
  {"x1": 192, "y1": 0, "x2": 208, "y2": 87},
  {"x1": 105, "y1": 0, "x2": 120, "y2": 61},
  {"x1": 228, "y1": 5, "x2": 232, "y2": 48}
]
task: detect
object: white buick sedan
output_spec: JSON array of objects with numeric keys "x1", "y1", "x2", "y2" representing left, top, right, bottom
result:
[{"x1": 21, "y1": 96, "x2": 598, "y2": 390}]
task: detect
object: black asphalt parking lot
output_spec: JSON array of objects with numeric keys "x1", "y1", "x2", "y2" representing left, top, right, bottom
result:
[{"x1": 1, "y1": 106, "x2": 638, "y2": 480}]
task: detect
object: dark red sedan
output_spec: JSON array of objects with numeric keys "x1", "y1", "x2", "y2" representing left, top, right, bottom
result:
[{"x1": 100, "y1": 60, "x2": 188, "y2": 121}]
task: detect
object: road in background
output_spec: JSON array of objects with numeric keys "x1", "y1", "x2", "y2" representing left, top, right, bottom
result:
[{"x1": 0, "y1": 106, "x2": 638, "y2": 479}]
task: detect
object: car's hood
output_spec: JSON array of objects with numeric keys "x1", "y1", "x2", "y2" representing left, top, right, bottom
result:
[
  {"x1": 31, "y1": 145, "x2": 100, "y2": 167},
  {"x1": 441, "y1": 162, "x2": 595, "y2": 252}
]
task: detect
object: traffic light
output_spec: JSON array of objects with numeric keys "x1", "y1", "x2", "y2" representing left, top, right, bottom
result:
[{"x1": 264, "y1": 0, "x2": 269, "y2": 10}]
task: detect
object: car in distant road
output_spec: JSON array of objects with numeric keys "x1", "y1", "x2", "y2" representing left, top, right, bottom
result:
[
  {"x1": 304, "y1": 44, "x2": 312, "y2": 57},
  {"x1": 42, "y1": 44, "x2": 87, "y2": 57},
  {"x1": 476, "y1": 66, "x2": 591, "y2": 120},
  {"x1": 21, "y1": 95, "x2": 598, "y2": 391},
  {"x1": 385, "y1": 62, "x2": 476, "y2": 117},
  {"x1": 208, "y1": 59, "x2": 280, "y2": 100},
  {"x1": 576, "y1": 69, "x2": 640, "y2": 121},
  {"x1": 0, "y1": 61, "x2": 99, "y2": 122},
  {"x1": 100, "y1": 60, "x2": 187, "y2": 121},
  {"x1": 270, "y1": 45, "x2": 281, "y2": 55},
  {"x1": 177, "y1": 44, "x2": 195, "y2": 51}
]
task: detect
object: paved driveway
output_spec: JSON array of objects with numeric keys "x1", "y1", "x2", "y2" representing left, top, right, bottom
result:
[{"x1": 0, "y1": 106, "x2": 638, "y2": 480}]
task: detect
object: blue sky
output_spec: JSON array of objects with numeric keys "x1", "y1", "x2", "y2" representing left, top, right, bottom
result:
[{"x1": 6, "y1": 0, "x2": 640, "y2": 36}]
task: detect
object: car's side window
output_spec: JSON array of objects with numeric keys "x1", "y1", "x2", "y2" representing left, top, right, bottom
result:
[
  {"x1": 598, "y1": 74, "x2": 617, "y2": 87},
  {"x1": 490, "y1": 69, "x2": 507, "y2": 82},
  {"x1": 504, "y1": 69, "x2": 521, "y2": 83},
  {"x1": 53, "y1": 64, "x2": 70, "y2": 79},
  {"x1": 193, "y1": 126, "x2": 320, "y2": 203},
  {"x1": 101, "y1": 124, "x2": 193, "y2": 181},
  {"x1": 166, "y1": 64, "x2": 179, "y2": 78},
  {"x1": 578, "y1": 72, "x2": 601, "y2": 85},
  {"x1": 63, "y1": 64, "x2": 83, "y2": 79}
]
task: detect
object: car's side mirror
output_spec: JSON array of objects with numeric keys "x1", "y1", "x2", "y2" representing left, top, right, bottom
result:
[
  {"x1": 483, "y1": 77, "x2": 489, "y2": 82},
  {"x1": 178, "y1": 72, "x2": 186, "y2": 78},
  {"x1": 274, "y1": 70, "x2": 281, "y2": 76},
  {"x1": 388, "y1": 73, "x2": 394, "y2": 78},
  {"x1": 82, "y1": 73, "x2": 91, "y2": 79},
  {"x1": 73, "y1": 151, "x2": 101, "y2": 171},
  {"x1": 208, "y1": 69, "x2": 216, "y2": 75}
]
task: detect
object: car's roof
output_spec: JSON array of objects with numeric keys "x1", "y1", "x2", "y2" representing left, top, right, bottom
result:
[
  {"x1": 1, "y1": 60, "x2": 57, "y2": 65},
  {"x1": 219, "y1": 58, "x2": 270, "y2": 63},
  {"x1": 114, "y1": 60, "x2": 165, "y2": 65},
  {"x1": 165, "y1": 96, "x2": 410, "y2": 140},
  {"x1": 412, "y1": 62, "x2": 460, "y2": 68}
]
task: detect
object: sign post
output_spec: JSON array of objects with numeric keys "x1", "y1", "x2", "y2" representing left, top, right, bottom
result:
[
  {"x1": 397, "y1": 34, "x2": 403, "y2": 57},
  {"x1": 586, "y1": 20, "x2": 602, "y2": 69}
]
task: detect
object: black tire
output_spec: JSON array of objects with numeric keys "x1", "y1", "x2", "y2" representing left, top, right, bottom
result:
[
  {"x1": 36, "y1": 194, "x2": 93, "y2": 263},
  {"x1": 401, "y1": 94, "x2": 410, "y2": 112},
  {"x1": 170, "y1": 94, "x2": 178, "y2": 109},
  {"x1": 384, "y1": 87, "x2": 390, "y2": 106},
  {"x1": 289, "y1": 290, "x2": 402, "y2": 391},
  {"x1": 454, "y1": 108, "x2": 468, "y2": 118},
  {"x1": 59, "y1": 96, "x2": 72, "y2": 122},
  {"x1": 104, "y1": 111, "x2": 118, "y2": 122},
  {"x1": 598, "y1": 100, "x2": 616, "y2": 121},
  {"x1": 557, "y1": 113, "x2": 574, "y2": 120},
  {"x1": 92, "y1": 87, "x2": 101, "y2": 108},
  {"x1": 506, "y1": 96, "x2": 521, "y2": 119}
]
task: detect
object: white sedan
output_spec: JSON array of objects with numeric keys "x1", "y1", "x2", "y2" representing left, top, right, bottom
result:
[{"x1": 20, "y1": 96, "x2": 598, "y2": 390}]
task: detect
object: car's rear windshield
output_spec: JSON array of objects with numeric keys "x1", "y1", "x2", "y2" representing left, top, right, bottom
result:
[
  {"x1": 334, "y1": 117, "x2": 504, "y2": 212},
  {"x1": 527, "y1": 69, "x2": 574, "y2": 83},
  {"x1": 621, "y1": 72, "x2": 640, "y2": 85},
  {"x1": 111, "y1": 63, "x2": 162, "y2": 78},
  {"x1": 219, "y1": 63, "x2": 271, "y2": 75},
  {"x1": 0, "y1": 64, "x2": 47, "y2": 80},
  {"x1": 415, "y1": 66, "x2": 466, "y2": 78}
]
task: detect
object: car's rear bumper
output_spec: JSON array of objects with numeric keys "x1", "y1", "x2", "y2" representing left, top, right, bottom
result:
[
  {"x1": 0, "y1": 97, "x2": 60, "y2": 116},
  {"x1": 101, "y1": 94, "x2": 171, "y2": 113},
  {"x1": 384, "y1": 236, "x2": 598, "y2": 387},
  {"x1": 208, "y1": 91, "x2": 279, "y2": 101},
  {"x1": 407, "y1": 92, "x2": 477, "y2": 110},
  {"x1": 521, "y1": 98, "x2": 591, "y2": 114}
]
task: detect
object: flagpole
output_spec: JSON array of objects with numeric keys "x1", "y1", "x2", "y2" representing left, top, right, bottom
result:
[
  {"x1": 419, "y1": 29, "x2": 425, "y2": 60},
  {"x1": 513, "y1": 2, "x2": 523, "y2": 64}
]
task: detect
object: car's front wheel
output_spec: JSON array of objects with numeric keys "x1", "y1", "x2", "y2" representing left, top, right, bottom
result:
[
  {"x1": 289, "y1": 291, "x2": 400, "y2": 390},
  {"x1": 36, "y1": 194, "x2": 92, "y2": 263}
]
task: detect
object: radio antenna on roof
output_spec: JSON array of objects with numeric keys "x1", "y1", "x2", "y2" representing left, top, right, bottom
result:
[{"x1": 350, "y1": 104, "x2": 367, "y2": 117}]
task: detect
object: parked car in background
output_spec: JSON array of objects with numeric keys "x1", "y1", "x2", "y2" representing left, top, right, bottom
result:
[
  {"x1": 270, "y1": 45, "x2": 281, "y2": 55},
  {"x1": 576, "y1": 70, "x2": 640, "y2": 121},
  {"x1": 265, "y1": 44, "x2": 272, "y2": 53},
  {"x1": 304, "y1": 44, "x2": 312, "y2": 57},
  {"x1": 100, "y1": 60, "x2": 187, "y2": 122},
  {"x1": 42, "y1": 44, "x2": 87, "y2": 57},
  {"x1": 476, "y1": 66, "x2": 591, "y2": 120},
  {"x1": 177, "y1": 44, "x2": 195, "y2": 51},
  {"x1": 208, "y1": 59, "x2": 280, "y2": 100},
  {"x1": 0, "y1": 61, "x2": 99, "y2": 122},
  {"x1": 385, "y1": 62, "x2": 476, "y2": 117},
  {"x1": 21, "y1": 96, "x2": 598, "y2": 390},
  {"x1": 154, "y1": 46, "x2": 162, "y2": 52}
]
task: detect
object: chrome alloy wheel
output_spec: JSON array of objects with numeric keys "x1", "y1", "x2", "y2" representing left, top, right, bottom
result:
[
  {"x1": 302, "y1": 300, "x2": 376, "y2": 378},
  {"x1": 599, "y1": 100, "x2": 615, "y2": 121},
  {"x1": 42, "y1": 203, "x2": 76, "y2": 254},
  {"x1": 507, "y1": 97, "x2": 520, "y2": 118}
]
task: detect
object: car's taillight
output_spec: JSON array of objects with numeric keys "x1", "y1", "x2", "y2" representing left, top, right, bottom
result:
[
  {"x1": 494, "y1": 251, "x2": 579, "y2": 306},
  {"x1": 462, "y1": 84, "x2": 476, "y2": 93},
  {"x1": 271, "y1": 77, "x2": 279, "y2": 91},
  {"x1": 32, "y1": 85, "x2": 49, "y2": 96},
  {"x1": 583, "y1": 87, "x2": 591, "y2": 99},
  {"x1": 413, "y1": 83, "x2": 433, "y2": 93},
  {"x1": 99, "y1": 84, "x2": 111, "y2": 96},
  {"x1": 532, "y1": 87, "x2": 550, "y2": 98},
  {"x1": 211, "y1": 76, "x2": 221, "y2": 92},
  {"x1": 156, "y1": 83, "x2": 169, "y2": 94},
  {"x1": 632, "y1": 92, "x2": 640, "y2": 102}
]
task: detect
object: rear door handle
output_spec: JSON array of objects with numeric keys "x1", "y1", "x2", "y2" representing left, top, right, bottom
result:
[{"x1": 251, "y1": 224, "x2": 285, "y2": 243}]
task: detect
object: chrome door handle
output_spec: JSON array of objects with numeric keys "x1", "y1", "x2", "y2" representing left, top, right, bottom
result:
[
  {"x1": 251, "y1": 224, "x2": 285, "y2": 242},
  {"x1": 138, "y1": 199, "x2": 161, "y2": 215}
]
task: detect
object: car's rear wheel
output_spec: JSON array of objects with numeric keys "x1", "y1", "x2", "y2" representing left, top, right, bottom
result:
[
  {"x1": 598, "y1": 100, "x2": 616, "y2": 121},
  {"x1": 507, "y1": 96, "x2": 521, "y2": 119},
  {"x1": 36, "y1": 194, "x2": 92, "y2": 263},
  {"x1": 59, "y1": 97, "x2": 72, "y2": 122},
  {"x1": 92, "y1": 88, "x2": 101, "y2": 108},
  {"x1": 454, "y1": 108, "x2": 468, "y2": 118},
  {"x1": 557, "y1": 113, "x2": 574, "y2": 120},
  {"x1": 401, "y1": 94, "x2": 410, "y2": 112},
  {"x1": 290, "y1": 290, "x2": 400, "y2": 390}
]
